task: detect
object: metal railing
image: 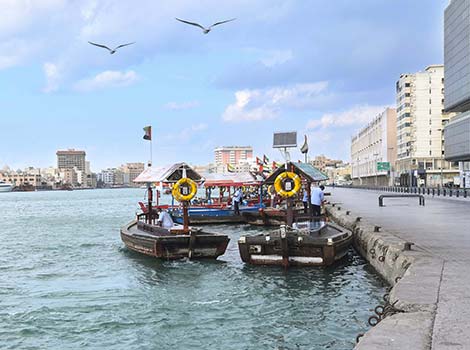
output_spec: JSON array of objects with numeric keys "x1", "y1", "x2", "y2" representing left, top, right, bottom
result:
[{"x1": 331, "y1": 185, "x2": 470, "y2": 199}]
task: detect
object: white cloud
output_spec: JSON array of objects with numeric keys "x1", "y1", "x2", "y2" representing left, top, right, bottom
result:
[
  {"x1": 306, "y1": 105, "x2": 389, "y2": 130},
  {"x1": 164, "y1": 100, "x2": 200, "y2": 110},
  {"x1": 222, "y1": 82, "x2": 329, "y2": 122},
  {"x1": 0, "y1": 0, "x2": 65, "y2": 38},
  {"x1": 43, "y1": 62, "x2": 62, "y2": 93},
  {"x1": 260, "y1": 49, "x2": 294, "y2": 68},
  {"x1": 165, "y1": 123, "x2": 208, "y2": 141},
  {"x1": 74, "y1": 70, "x2": 139, "y2": 92}
]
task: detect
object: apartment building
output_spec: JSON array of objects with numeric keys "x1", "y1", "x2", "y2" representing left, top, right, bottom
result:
[{"x1": 395, "y1": 65, "x2": 458, "y2": 187}]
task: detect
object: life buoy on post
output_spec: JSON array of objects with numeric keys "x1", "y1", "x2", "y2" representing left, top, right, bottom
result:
[
  {"x1": 172, "y1": 178, "x2": 197, "y2": 202},
  {"x1": 274, "y1": 171, "x2": 301, "y2": 198}
]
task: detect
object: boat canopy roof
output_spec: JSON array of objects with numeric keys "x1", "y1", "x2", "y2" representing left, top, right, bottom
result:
[
  {"x1": 263, "y1": 162, "x2": 328, "y2": 184},
  {"x1": 133, "y1": 162, "x2": 204, "y2": 183},
  {"x1": 201, "y1": 172, "x2": 263, "y2": 187}
]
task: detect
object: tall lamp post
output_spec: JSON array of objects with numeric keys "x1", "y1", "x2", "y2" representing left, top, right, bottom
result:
[
  {"x1": 437, "y1": 128, "x2": 444, "y2": 187},
  {"x1": 373, "y1": 152, "x2": 379, "y2": 187}
]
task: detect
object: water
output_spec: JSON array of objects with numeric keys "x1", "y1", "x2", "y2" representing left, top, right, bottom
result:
[{"x1": 0, "y1": 189, "x2": 387, "y2": 350}]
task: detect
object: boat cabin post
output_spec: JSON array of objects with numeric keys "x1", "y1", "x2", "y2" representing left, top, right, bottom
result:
[
  {"x1": 182, "y1": 201, "x2": 190, "y2": 230},
  {"x1": 147, "y1": 183, "x2": 153, "y2": 224}
]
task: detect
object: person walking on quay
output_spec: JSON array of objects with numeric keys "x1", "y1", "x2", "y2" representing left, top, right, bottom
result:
[
  {"x1": 310, "y1": 183, "x2": 324, "y2": 219},
  {"x1": 232, "y1": 187, "x2": 243, "y2": 215}
]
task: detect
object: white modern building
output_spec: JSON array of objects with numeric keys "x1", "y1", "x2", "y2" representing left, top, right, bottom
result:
[
  {"x1": 395, "y1": 65, "x2": 458, "y2": 187},
  {"x1": 351, "y1": 108, "x2": 397, "y2": 186},
  {"x1": 444, "y1": 0, "x2": 470, "y2": 188}
]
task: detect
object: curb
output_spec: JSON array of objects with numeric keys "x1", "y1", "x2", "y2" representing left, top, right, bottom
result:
[{"x1": 326, "y1": 203, "x2": 442, "y2": 350}]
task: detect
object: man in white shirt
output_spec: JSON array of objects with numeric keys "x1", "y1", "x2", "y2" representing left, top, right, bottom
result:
[
  {"x1": 157, "y1": 208, "x2": 174, "y2": 229},
  {"x1": 310, "y1": 184, "x2": 324, "y2": 218},
  {"x1": 232, "y1": 187, "x2": 243, "y2": 215}
]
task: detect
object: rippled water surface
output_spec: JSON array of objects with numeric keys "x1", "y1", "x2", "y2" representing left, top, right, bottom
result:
[{"x1": 0, "y1": 189, "x2": 386, "y2": 350}]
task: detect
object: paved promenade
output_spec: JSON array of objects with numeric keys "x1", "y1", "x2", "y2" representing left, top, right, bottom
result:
[{"x1": 329, "y1": 187, "x2": 470, "y2": 349}]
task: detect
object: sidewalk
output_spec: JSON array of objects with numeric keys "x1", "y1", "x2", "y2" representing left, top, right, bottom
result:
[{"x1": 328, "y1": 187, "x2": 470, "y2": 349}]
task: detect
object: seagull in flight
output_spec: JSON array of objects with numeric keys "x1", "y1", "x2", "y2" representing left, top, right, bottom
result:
[
  {"x1": 175, "y1": 18, "x2": 236, "y2": 34},
  {"x1": 88, "y1": 41, "x2": 135, "y2": 54}
]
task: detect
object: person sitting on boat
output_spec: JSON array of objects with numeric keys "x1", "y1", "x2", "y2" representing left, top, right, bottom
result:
[
  {"x1": 232, "y1": 187, "x2": 243, "y2": 215},
  {"x1": 156, "y1": 208, "x2": 174, "y2": 229}
]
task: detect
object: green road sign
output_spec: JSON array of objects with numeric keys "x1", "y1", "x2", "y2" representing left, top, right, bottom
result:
[{"x1": 377, "y1": 162, "x2": 390, "y2": 171}]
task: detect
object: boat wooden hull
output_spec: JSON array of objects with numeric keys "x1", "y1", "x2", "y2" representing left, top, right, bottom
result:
[
  {"x1": 242, "y1": 208, "x2": 317, "y2": 226},
  {"x1": 238, "y1": 222, "x2": 352, "y2": 267},
  {"x1": 120, "y1": 220, "x2": 229, "y2": 259}
]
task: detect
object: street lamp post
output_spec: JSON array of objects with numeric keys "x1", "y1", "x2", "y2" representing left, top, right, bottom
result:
[
  {"x1": 437, "y1": 128, "x2": 444, "y2": 188},
  {"x1": 373, "y1": 152, "x2": 379, "y2": 187}
]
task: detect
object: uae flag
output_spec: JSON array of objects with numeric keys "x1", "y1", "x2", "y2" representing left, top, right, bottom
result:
[
  {"x1": 256, "y1": 157, "x2": 263, "y2": 166},
  {"x1": 143, "y1": 126, "x2": 152, "y2": 140},
  {"x1": 263, "y1": 154, "x2": 269, "y2": 164}
]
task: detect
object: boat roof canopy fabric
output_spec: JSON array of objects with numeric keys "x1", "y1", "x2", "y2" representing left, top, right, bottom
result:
[
  {"x1": 201, "y1": 172, "x2": 263, "y2": 187},
  {"x1": 133, "y1": 162, "x2": 204, "y2": 183},
  {"x1": 263, "y1": 162, "x2": 328, "y2": 184}
]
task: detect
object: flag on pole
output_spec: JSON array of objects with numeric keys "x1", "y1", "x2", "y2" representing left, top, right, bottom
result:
[
  {"x1": 263, "y1": 154, "x2": 269, "y2": 164},
  {"x1": 227, "y1": 163, "x2": 236, "y2": 173},
  {"x1": 272, "y1": 161, "x2": 283, "y2": 170},
  {"x1": 256, "y1": 157, "x2": 263, "y2": 166},
  {"x1": 143, "y1": 126, "x2": 152, "y2": 141}
]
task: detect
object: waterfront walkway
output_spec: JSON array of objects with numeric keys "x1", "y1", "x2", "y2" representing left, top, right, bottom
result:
[{"x1": 329, "y1": 187, "x2": 470, "y2": 349}]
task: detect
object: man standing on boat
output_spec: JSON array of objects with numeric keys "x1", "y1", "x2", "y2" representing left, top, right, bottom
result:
[
  {"x1": 310, "y1": 183, "x2": 324, "y2": 219},
  {"x1": 233, "y1": 187, "x2": 243, "y2": 215},
  {"x1": 156, "y1": 208, "x2": 174, "y2": 229}
]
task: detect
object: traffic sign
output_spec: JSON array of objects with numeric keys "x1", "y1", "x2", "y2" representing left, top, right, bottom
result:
[{"x1": 377, "y1": 162, "x2": 390, "y2": 171}]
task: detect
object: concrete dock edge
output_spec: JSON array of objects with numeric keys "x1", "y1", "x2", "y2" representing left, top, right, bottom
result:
[{"x1": 326, "y1": 204, "x2": 443, "y2": 350}]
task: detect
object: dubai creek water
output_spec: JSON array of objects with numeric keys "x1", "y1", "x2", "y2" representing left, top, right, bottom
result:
[{"x1": 0, "y1": 189, "x2": 387, "y2": 350}]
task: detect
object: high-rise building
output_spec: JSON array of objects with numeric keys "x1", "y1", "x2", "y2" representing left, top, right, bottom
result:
[
  {"x1": 214, "y1": 146, "x2": 253, "y2": 173},
  {"x1": 444, "y1": 0, "x2": 470, "y2": 187},
  {"x1": 57, "y1": 149, "x2": 86, "y2": 172},
  {"x1": 351, "y1": 108, "x2": 397, "y2": 186},
  {"x1": 395, "y1": 65, "x2": 458, "y2": 187}
]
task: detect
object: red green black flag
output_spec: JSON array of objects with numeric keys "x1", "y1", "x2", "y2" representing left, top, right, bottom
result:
[{"x1": 143, "y1": 126, "x2": 152, "y2": 141}]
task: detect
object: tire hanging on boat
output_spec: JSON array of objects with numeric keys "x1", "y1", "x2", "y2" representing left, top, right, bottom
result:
[
  {"x1": 172, "y1": 178, "x2": 198, "y2": 202},
  {"x1": 274, "y1": 171, "x2": 301, "y2": 198}
]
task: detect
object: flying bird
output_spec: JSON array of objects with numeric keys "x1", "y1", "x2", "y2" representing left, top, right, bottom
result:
[
  {"x1": 175, "y1": 18, "x2": 236, "y2": 34},
  {"x1": 88, "y1": 41, "x2": 135, "y2": 54}
]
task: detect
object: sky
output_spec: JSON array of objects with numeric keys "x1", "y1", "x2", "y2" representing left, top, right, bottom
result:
[{"x1": 0, "y1": 0, "x2": 448, "y2": 172}]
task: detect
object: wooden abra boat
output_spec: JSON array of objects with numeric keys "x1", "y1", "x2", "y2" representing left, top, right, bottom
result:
[
  {"x1": 120, "y1": 163, "x2": 230, "y2": 260},
  {"x1": 121, "y1": 213, "x2": 229, "y2": 259},
  {"x1": 238, "y1": 221, "x2": 352, "y2": 267},
  {"x1": 238, "y1": 160, "x2": 351, "y2": 267}
]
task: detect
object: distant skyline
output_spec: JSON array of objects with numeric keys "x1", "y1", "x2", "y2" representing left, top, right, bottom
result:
[{"x1": 0, "y1": 0, "x2": 447, "y2": 171}]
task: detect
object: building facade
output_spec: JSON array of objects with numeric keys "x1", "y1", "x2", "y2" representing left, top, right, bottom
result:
[
  {"x1": 395, "y1": 65, "x2": 458, "y2": 187},
  {"x1": 57, "y1": 149, "x2": 86, "y2": 172},
  {"x1": 0, "y1": 172, "x2": 42, "y2": 188},
  {"x1": 56, "y1": 149, "x2": 88, "y2": 187},
  {"x1": 214, "y1": 146, "x2": 253, "y2": 173},
  {"x1": 444, "y1": 0, "x2": 470, "y2": 187},
  {"x1": 121, "y1": 162, "x2": 145, "y2": 187},
  {"x1": 310, "y1": 155, "x2": 343, "y2": 173},
  {"x1": 351, "y1": 108, "x2": 397, "y2": 186}
]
